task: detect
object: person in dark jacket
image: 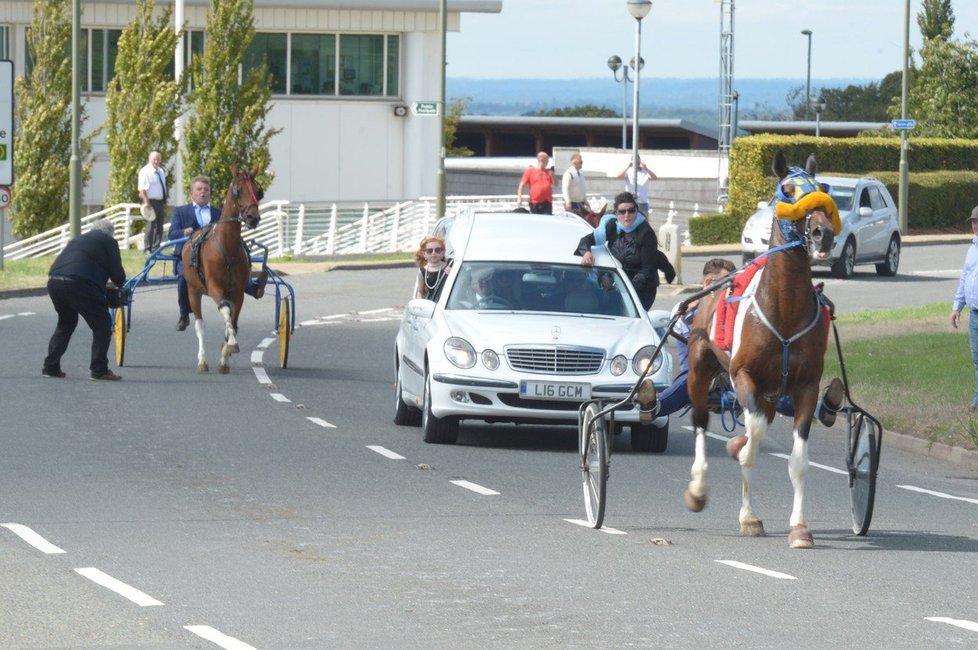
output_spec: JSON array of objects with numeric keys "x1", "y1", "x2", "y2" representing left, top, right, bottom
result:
[
  {"x1": 575, "y1": 191, "x2": 675, "y2": 310},
  {"x1": 42, "y1": 219, "x2": 127, "y2": 380}
]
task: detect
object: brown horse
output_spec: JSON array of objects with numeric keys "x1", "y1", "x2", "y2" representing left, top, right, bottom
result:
[
  {"x1": 572, "y1": 201, "x2": 607, "y2": 228},
  {"x1": 684, "y1": 151, "x2": 838, "y2": 548},
  {"x1": 182, "y1": 164, "x2": 263, "y2": 374}
]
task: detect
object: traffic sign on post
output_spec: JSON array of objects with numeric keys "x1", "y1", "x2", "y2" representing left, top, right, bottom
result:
[
  {"x1": 891, "y1": 118, "x2": 916, "y2": 130},
  {"x1": 0, "y1": 60, "x2": 12, "y2": 186},
  {"x1": 414, "y1": 102, "x2": 439, "y2": 116}
]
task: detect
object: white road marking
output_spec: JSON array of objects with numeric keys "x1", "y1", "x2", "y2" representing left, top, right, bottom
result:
[
  {"x1": 252, "y1": 367, "x2": 271, "y2": 385},
  {"x1": 451, "y1": 480, "x2": 500, "y2": 496},
  {"x1": 74, "y1": 567, "x2": 164, "y2": 606},
  {"x1": 367, "y1": 445, "x2": 406, "y2": 460},
  {"x1": 250, "y1": 351, "x2": 264, "y2": 364},
  {"x1": 19, "y1": 312, "x2": 36, "y2": 316},
  {"x1": 359, "y1": 307, "x2": 395, "y2": 315},
  {"x1": 898, "y1": 484, "x2": 978, "y2": 505},
  {"x1": 910, "y1": 269, "x2": 961, "y2": 277},
  {"x1": 925, "y1": 617, "x2": 978, "y2": 633},
  {"x1": 769, "y1": 452, "x2": 848, "y2": 476},
  {"x1": 563, "y1": 519, "x2": 627, "y2": 534},
  {"x1": 257, "y1": 337, "x2": 275, "y2": 350},
  {"x1": 184, "y1": 625, "x2": 257, "y2": 650},
  {"x1": 680, "y1": 425, "x2": 730, "y2": 443},
  {"x1": 361, "y1": 317, "x2": 396, "y2": 322},
  {"x1": 307, "y1": 417, "x2": 336, "y2": 429},
  {"x1": 1, "y1": 523, "x2": 66, "y2": 554},
  {"x1": 716, "y1": 560, "x2": 797, "y2": 580},
  {"x1": 0, "y1": 314, "x2": 13, "y2": 321},
  {"x1": 270, "y1": 393, "x2": 290, "y2": 403}
]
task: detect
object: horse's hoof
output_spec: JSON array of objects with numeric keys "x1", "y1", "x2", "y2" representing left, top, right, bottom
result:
[
  {"x1": 684, "y1": 489, "x2": 707, "y2": 512},
  {"x1": 726, "y1": 435, "x2": 748, "y2": 460},
  {"x1": 226, "y1": 343, "x2": 239, "y2": 354},
  {"x1": 219, "y1": 365, "x2": 230, "y2": 375},
  {"x1": 740, "y1": 518, "x2": 765, "y2": 537},
  {"x1": 788, "y1": 524, "x2": 814, "y2": 549},
  {"x1": 197, "y1": 363, "x2": 209, "y2": 373}
]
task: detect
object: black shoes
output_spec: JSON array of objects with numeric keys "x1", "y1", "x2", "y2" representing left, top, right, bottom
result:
[
  {"x1": 253, "y1": 271, "x2": 268, "y2": 299},
  {"x1": 91, "y1": 370, "x2": 122, "y2": 381},
  {"x1": 817, "y1": 377, "x2": 844, "y2": 428},
  {"x1": 42, "y1": 369, "x2": 66, "y2": 378},
  {"x1": 176, "y1": 315, "x2": 190, "y2": 331}
]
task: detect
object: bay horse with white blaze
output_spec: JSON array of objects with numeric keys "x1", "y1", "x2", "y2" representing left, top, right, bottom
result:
[
  {"x1": 182, "y1": 164, "x2": 264, "y2": 374},
  {"x1": 684, "y1": 151, "x2": 840, "y2": 548}
]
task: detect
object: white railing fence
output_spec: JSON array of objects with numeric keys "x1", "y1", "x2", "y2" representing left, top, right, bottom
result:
[{"x1": 2, "y1": 194, "x2": 721, "y2": 261}]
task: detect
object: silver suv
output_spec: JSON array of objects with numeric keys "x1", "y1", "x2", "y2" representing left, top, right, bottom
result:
[{"x1": 741, "y1": 176, "x2": 901, "y2": 279}]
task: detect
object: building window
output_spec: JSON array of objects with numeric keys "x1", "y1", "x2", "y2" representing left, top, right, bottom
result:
[
  {"x1": 386, "y1": 35, "x2": 399, "y2": 97},
  {"x1": 82, "y1": 29, "x2": 122, "y2": 92},
  {"x1": 290, "y1": 33, "x2": 335, "y2": 95},
  {"x1": 244, "y1": 32, "x2": 287, "y2": 94},
  {"x1": 339, "y1": 34, "x2": 383, "y2": 96}
]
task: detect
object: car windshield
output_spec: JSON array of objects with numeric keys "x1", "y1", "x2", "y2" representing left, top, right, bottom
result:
[
  {"x1": 826, "y1": 183, "x2": 855, "y2": 211},
  {"x1": 445, "y1": 261, "x2": 639, "y2": 317}
]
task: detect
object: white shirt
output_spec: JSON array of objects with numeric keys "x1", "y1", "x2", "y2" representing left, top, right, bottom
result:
[
  {"x1": 624, "y1": 168, "x2": 651, "y2": 204},
  {"x1": 138, "y1": 163, "x2": 167, "y2": 201},
  {"x1": 562, "y1": 166, "x2": 587, "y2": 204}
]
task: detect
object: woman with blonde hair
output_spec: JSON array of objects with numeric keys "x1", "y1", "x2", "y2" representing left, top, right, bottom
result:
[{"x1": 414, "y1": 235, "x2": 449, "y2": 300}]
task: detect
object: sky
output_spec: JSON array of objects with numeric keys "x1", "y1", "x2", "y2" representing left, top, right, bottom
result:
[{"x1": 447, "y1": 0, "x2": 978, "y2": 80}]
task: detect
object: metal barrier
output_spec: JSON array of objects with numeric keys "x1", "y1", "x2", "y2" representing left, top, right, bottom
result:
[{"x1": 2, "y1": 194, "x2": 721, "y2": 260}]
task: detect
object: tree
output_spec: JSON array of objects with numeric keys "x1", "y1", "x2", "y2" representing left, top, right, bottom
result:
[
  {"x1": 11, "y1": 0, "x2": 93, "y2": 237},
  {"x1": 897, "y1": 35, "x2": 978, "y2": 137},
  {"x1": 445, "y1": 96, "x2": 473, "y2": 157},
  {"x1": 182, "y1": 0, "x2": 279, "y2": 197},
  {"x1": 917, "y1": 0, "x2": 954, "y2": 42},
  {"x1": 530, "y1": 105, "x2": 618, "y2": 118},
  {"x1": 103, "y1": 0, "x2": 184, "y2": 206}
]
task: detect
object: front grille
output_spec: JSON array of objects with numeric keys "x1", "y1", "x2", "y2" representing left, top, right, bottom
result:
[{"x1": 505, "y1": 345, "x2": 604, "y2": 375}]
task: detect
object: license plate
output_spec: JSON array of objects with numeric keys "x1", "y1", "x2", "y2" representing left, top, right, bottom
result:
[{"x1": 519, "y1": 380, "x2": 591, "y2": 401}]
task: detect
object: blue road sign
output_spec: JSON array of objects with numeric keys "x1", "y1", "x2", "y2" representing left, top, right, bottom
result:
[{"x1": 891, "y1": 119, "x2": 916, "y2": 130}]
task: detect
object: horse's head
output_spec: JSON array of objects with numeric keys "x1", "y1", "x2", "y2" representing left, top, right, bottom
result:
[
  {"x1": 227, "y1": 164, "x2": 264, "y2": 229},
  {"x1": 770, "y1": 151, "x2": 839, "y2": 260}
]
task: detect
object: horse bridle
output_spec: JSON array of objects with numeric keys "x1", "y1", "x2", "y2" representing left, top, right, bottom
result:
[{"x1": 229, "y1": 172, "x2": 263, "y2": 223}]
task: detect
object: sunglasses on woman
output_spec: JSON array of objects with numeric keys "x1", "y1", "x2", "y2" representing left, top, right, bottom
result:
[
  {"x1": 425, "y1": 247, "x2": 444, "y2": 254},
  {"x1": 616, "y1": 207, "x2": 637, "y2": 215}
]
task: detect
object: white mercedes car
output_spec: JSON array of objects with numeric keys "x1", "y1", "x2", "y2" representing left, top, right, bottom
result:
[
  {"x1": 393, "y1": 210, "x2": 673, "y2": 451},
  {"x1": 741, "y1": 175, "x2": 901, "y2": 279}
]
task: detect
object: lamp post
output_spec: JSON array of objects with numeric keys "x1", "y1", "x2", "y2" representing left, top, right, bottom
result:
[
  {"x1": 607, "y1": 55, "x2": 643, "y2": 150},
  {"x1": 626, "y1": 0, "x2": 652, "y2": 188},
  {"x1": 812, "y1": 96, "x2": 825, "y2": 137},
  {"x1": 801, "y1": 29, "x2": 812, "y2": 119}
]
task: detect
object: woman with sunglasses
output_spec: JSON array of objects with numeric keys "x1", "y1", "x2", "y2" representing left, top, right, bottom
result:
[
  {"x1": 414, "y1": 236, "x2": 450, "y2": 300},
  {"x1": 575, "y1": 191, "x2": 675, "y2": 310}
]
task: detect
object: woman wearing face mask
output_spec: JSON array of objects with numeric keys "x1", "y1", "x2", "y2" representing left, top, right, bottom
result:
[{"x1": 575, "y1": 191, "x2": 675, "y2": 310}]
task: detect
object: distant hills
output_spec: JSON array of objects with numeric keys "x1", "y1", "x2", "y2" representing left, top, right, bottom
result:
[{"x1": 446, "y1": 77, "x2": 875, "y2": 127}]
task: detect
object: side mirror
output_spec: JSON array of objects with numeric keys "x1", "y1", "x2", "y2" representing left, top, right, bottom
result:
[
  {"x1": 858, "y1": 206, "x2": 873, "y2": 218},
  {"x1": 407, "y1": 298, "x2": 436, "y2": 319}
]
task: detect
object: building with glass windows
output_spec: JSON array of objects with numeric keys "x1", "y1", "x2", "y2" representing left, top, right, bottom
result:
[{"x1": 0, "y1": 0, "x2": 502, "y2": 208}]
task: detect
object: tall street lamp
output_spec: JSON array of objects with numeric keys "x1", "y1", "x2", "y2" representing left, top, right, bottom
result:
[
  {"x1": 607, "y1": 54, "x2": 643, "y2": 151},
  {"x1": 812, "y1": 96, "x2": 826, "y2": 137},
  {"x1": 627, "y1": 0, "x2": 652, "y2": 188},
  {"x1": 801, "y1": 29, "x2": 812, "y2": 119}
]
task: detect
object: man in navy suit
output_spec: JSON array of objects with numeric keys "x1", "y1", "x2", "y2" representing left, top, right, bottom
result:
[{"x1": 168, "y1": 175, "x2": 266, "y2": 331}]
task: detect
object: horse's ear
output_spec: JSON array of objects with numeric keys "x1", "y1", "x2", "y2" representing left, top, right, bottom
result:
[
  {"x1": 598, "y1": 202, "x2": 608, "y2": 215},
  {"x1": 772, "y1": 150, "x2": 788, "y2": 180},
  {"x1": 805, "y1": 153, "x2": 817, "y2": 176},
  {"x1": 250, "y1": 164, "x2": 261, "y2": 179},
  {"x1": 230, "y1": 163, "x2": 240, "y2": 177}
]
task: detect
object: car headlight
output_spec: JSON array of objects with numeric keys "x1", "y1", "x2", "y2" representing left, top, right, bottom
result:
[
  {"x1": 444, "y1": 337, "x2": 476, "y2": 369},
  {"x1": 482, "y1": 349, "x2": 499, "y2": 370},
  {"x1": 610, "y1": 355, "x2": 628, "y2": 376},
  {"x1": 633, "y1": 345, "x2": 663, "y2": 376}
]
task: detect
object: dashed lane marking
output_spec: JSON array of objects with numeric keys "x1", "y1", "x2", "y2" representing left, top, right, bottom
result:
[
  {"x1": 184, "y1": 625, "x2": 257, "y2": 650},
  {"x1": 74, "y1": 567, "x2": 164, "y2": 606},
  {"x1": 563, "y1": 519, "x2": 627, "y2": 535},
  {"x1": 367, "y1": 445, "x2": 406, "y2": 460},
  {"x1": 450, "y1": 480, "x2": 500, "y2": 496},
  {"x1": 270, "y1": 393, "x2": 290, "y2": 403},
  {"x1": 769, "y1": 452, "x2": 848, "y2": 476},
  {"x1": 925, "y1": 617, "x2": 978, "y2": 633},
  {"x1": 307, "y1": 416, "x2": 336, "y2": 429},
  {"x1": 252, "y1": 367, "x2": 272, "y2": 385},
  {"x1": 1, "y1": 523, "x2": 66, "y2": 554},
  {"x1": 716, "y1": 560, "x2": 796, "y2": 580},
  {"x1": 898, "y1": 484, "x2": 978, "y2": 505}
]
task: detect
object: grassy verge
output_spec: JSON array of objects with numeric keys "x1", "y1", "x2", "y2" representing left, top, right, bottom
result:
[{"x1": 828, "y1": 303, "x2": 978, "y2": 450}]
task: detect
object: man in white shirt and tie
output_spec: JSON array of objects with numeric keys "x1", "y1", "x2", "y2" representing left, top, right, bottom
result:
[{"x1": 137, "y1": 151, "x2": 168, "y2": 253}]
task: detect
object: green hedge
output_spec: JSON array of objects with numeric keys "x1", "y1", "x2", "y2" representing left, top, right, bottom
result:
[
  {"x1": 688, "y1": 212, "x2": 746, "y2": 245},
  {"x1": 872, "y1": 170, "x2": 978, "y2": 229}
]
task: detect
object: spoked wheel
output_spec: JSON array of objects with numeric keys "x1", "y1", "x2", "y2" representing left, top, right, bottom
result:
[
  {"x1": 846, "y1": 408, "x2": 882, "y2": 535},
  {"x1": 277, "y1": 298, "x2": 291, "y2": 368},
  {"x1": 113, "y1": 307, "x2": 126, "y2": 367},
  {"x1": 580, "y1": 403, "x2": 609, "y2": 529}
]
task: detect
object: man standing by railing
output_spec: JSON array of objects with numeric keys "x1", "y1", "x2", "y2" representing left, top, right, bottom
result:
[
  {"x1": 137, "y1": 151, "x2": 167, "y2": 254},
  {"x1": 516, "y1": 151, "x2": 554, "y2": 215}
]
